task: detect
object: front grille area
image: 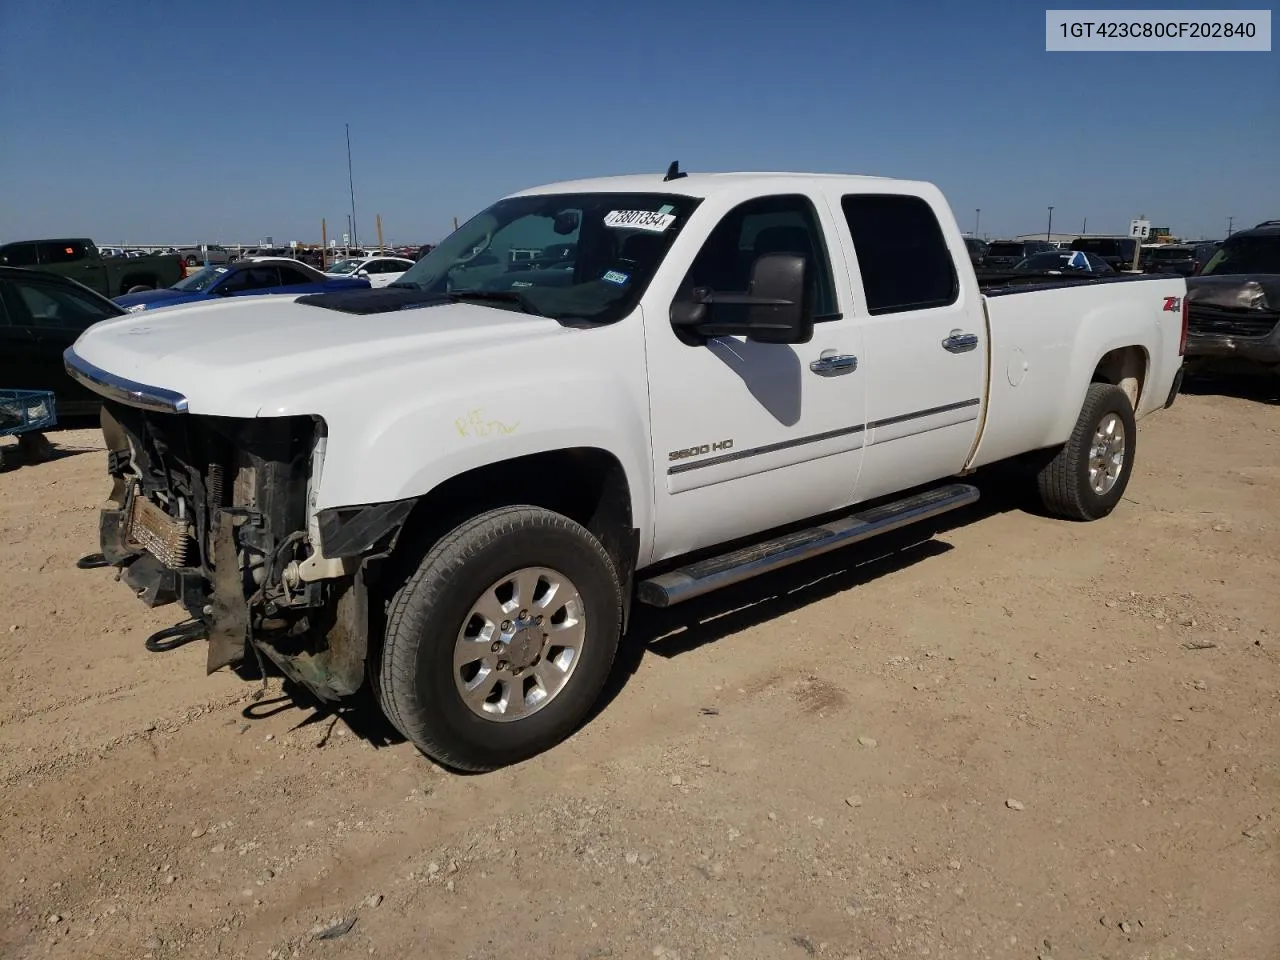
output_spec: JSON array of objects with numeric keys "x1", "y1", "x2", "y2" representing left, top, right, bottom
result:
[
  {"x1": 1188, "y1": 305, "x2": 1279, "y2": 339},
  {"x1": 103, "y1": 403, "x2": 318, "y2": 579}
]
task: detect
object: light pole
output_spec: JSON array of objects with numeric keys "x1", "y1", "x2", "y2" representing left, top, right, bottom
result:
[
  {"x1": 975, "y1": 208, "x2": 981, "y2": 237},
  {"x1": 1227, "y1": 216, "x2": 1234, "y2": 236},
  {"x1": 1082, "y1": 217, "x2": 1087, "y2": 235},
  {"x1": 1046, "y1": 206, "x2": 1054, "y2": 241},
  {"x1": 346, "y1": 122, "x2": 359, "y2": 251}
]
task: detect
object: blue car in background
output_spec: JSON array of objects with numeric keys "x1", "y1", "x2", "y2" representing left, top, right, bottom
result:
[{"x1": 113, "y1": 257, "x2": 370, "y2": 312}]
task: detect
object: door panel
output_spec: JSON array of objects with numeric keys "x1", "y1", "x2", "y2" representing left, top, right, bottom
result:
[
  {"x1": 643, "y1": 192, "x2": 867, "y2": 564},
  {"x1": 0, "y1": 287, "x2": 44, "y2": 393},
  {"x1": 1, "y1": 276, "x2": 116, "y2": 412},
  {"x1": 824, "y1": 190, "x2": 987, "y2": 502}
]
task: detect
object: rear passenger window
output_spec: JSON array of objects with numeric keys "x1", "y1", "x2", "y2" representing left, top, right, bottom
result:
[
  {"x1": 840, "y1": 195, "x2": 959, "y2": 316},
  {"x1": 36, "y1": 240, "x2": 89, "y2": 264}
]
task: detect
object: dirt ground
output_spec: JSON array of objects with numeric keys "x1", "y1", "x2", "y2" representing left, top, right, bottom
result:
[{"x1": 2, "y1": 381, "x2": 1277, "y2": 960}]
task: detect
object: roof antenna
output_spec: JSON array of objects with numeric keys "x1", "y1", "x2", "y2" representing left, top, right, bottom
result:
[{"x1": 663, "y1": 160, "x2": 687, "y2": 182}]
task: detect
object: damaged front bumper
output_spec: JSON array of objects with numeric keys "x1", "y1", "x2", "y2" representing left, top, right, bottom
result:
[{"x1": 86, "y1": 396, "x2": 412, "y2": 702}]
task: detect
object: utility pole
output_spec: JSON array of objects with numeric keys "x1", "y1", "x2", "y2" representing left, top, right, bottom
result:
[
  {"x1": 1130, "y1": 213, "x2": 1145, "y2": 272},
  {"x1": 346, "y1": 123, "x2": 359, "y2": 250},
  {"x1": 1227, "y1": 216, "x2": 1234, "y2": 237},
  {"x1": 974, "y1": 208, "x2": 980, "y2": 237},
  {"x1": 1046, "y1": 206, "x2": 1054, "y2": 241},
  {"x1": 1082, "y1": 217, "x2": 1087, "y2": 235}
]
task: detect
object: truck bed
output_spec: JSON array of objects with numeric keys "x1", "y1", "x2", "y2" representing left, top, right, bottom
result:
[{"x1": 966, "y1": 271, "x2": 1185, "y2": 470}]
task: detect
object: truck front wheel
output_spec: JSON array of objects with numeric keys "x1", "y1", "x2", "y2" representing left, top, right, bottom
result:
[
  {"x1": 378, "y1": 506, "x2": 623, "y2": 771},
  {"x1": 1036, "y1": 382, "x2": 1137, "y2": 521}
]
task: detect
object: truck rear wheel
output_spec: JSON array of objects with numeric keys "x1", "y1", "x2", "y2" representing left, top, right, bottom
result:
[
  {"x1": 1036, "y1": 383, "x2": 1137, "y2": 521},
  {"x1": 378, "y1": 506, "x2": 622, "y2": 772}
]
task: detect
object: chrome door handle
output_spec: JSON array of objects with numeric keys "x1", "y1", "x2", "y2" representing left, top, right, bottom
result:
[
  {"x1": 809, "y1": 352, "x2": 858, "y2": 375},
  {"x1": 942, "y1": 330, "x2": 979, "y2": 353}
]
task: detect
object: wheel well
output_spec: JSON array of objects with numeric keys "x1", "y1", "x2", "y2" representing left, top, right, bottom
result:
[
  {"x1": 1092, "y1": 346, "x2": 1147, "y2": 410},
  {"x1": 389, "y1": 448, "x2": 637, "y2": 598},
  {"x1": 119, "y1": 274, "x2": 156, "y2": 293}
]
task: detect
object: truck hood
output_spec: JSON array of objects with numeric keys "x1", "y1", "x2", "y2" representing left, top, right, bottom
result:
[
  {"x1": 69, "y1": 291, "x2": 571, "y2": 417},
  {"x1": 113, "y1": 287, "x2": 202, "y2": 309}
]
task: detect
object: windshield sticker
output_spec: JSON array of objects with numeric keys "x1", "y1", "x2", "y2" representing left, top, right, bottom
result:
[
  {"x1": 601, "y1": 270, "x2": 629, "y2": 285},
  {"x1": 214, "y1": 266, "x2": 228, "y2": 273},
  {"x1": 603, "y1": 210, "x2": 675, "y2": 233}
]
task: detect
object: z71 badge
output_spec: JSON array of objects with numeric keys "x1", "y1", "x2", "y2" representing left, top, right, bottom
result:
[
  {"x1": 1163, "y1": 296, "x2": 1182, "y2": 312},
  {"x1": 668, "y1": 439, "x2": 734, "y2": 461}
]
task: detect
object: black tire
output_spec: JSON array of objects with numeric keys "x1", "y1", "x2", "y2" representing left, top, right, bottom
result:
[
  {"x1": 1037, "y1": 382, "x2": 1137, "y2": 521},
  {"x1": 379, "y1": 506, "x2": 622, "y2": 772}
]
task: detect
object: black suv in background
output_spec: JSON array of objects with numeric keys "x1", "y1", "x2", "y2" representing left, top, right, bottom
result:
[
  {"x1": 1069, "y1": 236, "x2": 1140, "y2": 271},
  {"x1": 979, "y1": 239, "x2": 1056, "y2": 269},
  {"x1": 1183, "y1": 220, "x2": 1280, "y2": 373},
  {"x1": 1144, "y1": 242, "x2": 1221, "y2": 276},
  {"x1": 963, "y1": 236, "x2": 988, "y2": 266},
  {"x1": 0, "y1": 266, "x2": 127, "y2": 416}
]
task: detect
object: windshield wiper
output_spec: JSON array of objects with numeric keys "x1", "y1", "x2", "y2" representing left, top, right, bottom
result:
[{"x1": 446, "y1": 290, "x2": 541, "y2": 315}]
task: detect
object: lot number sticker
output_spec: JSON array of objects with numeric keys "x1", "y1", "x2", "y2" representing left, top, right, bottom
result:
[{"x1": 604, "y1": 210, "x2": 676, "y2": 233}]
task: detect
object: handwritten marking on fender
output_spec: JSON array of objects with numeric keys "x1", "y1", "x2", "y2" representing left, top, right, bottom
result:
[{"x1": 455, "y1": 409, "x2": 520, "y2": 438}]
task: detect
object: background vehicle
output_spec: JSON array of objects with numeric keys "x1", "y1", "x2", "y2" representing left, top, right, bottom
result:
[
  {"x1": 113, "y1": 257, "x2": 370, "y2": 312},
  {"x1": 0, "y1": 266, "x2": 126, "y2": 415},
  {"x1": 325, "y1": 255, "x2": 416, "y2": 287},
  {"x1": 1070, "y1": 236, "x2": 1140, "y2": 271},
  {"x1": 0, "y1": 238, "x2": 182, "y2": 297},
  {"x1": 1144, "y1": 242, "x2": 1221, "y2": 276},
  {"x1": 979, "y1": 239, "x2": 1056, "y2": 270},
  {"x1": 66, "y1": 169, "x2": 1186, "y2": 773},
  {"x1": 1184, "y1": 220, "x2": 1280, "y2": 373},
  {"x1": 176, "y1": 244, "x2": 233, "y2": 266},
  {"x1": 1013, "y1": 250, "x2": 1114, "y2": 275},
  {"x1": 962, "y1": 236, "x2": 988, "y2": 266}
]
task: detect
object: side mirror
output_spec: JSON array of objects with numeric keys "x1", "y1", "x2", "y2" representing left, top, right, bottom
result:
[
  {"x1": 356, "y1": 269, "x2": 369, "y2": 278},
  {"x1": 670, "y1": 253, "x2": 813, "y2": 345}
]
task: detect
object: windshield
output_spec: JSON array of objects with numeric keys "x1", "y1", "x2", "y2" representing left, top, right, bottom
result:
[
  {"x1": 327, "y1": 258, "x2": 362, "y2": 274},
  {"x1": 985, "y1": 243, "x2": 1025, "y2": 257},
  {"x1": 171, "y1": 265, "x2": 228, "y2": 292},
  {"x1": 1200, "y1": 236, "x2": 1280, "y2": 276},
  {"x1": 392, "y1": 192, "x2": 701, "y2": 322}
]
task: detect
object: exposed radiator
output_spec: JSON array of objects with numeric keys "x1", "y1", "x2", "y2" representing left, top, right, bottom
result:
[{"x1": 127, "y1": 488, "x2": 191, "y2": 569}]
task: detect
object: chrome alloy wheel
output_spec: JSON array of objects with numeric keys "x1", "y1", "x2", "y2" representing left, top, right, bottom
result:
[
  {"x1": 453, "y1": 566, "x2": 586, "y2": 722},
  {"x1": 1088, "y1": 412, "x2": 1126, "y2": 495}
]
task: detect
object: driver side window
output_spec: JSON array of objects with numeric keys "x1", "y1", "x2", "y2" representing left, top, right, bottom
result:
[
  {"x1": 677, "y1": 194, "x2": 839, "y2": 325},
  {"x1": 220, "y1": 267, "x2": 280, "y2": 294}
]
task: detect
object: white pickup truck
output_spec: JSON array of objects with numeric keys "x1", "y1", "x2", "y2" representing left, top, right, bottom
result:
[{"x1": 65, "y1": 167, "x2": 1188, "y2": 771}]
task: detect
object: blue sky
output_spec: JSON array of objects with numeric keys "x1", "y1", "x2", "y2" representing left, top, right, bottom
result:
[{"x1": 0, "y1": 0, "x2": 1275, "y2": 245}]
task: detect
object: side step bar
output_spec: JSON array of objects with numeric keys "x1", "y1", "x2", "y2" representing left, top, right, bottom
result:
[{"x1": 637, "y1": 483, "x2": 979, "y2": 608}]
